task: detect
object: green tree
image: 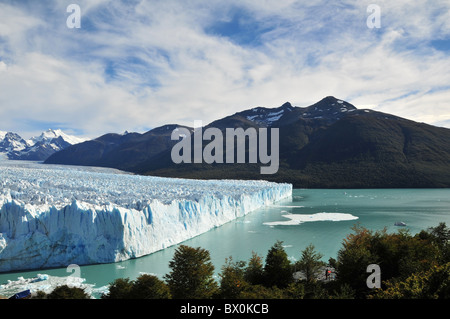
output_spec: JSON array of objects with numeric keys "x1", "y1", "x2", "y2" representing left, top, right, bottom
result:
[
  {"x1": 264, "y1": 240, "x2": 293, "y2": 288},
  {"x1": 130, "y1": 274, "x2": 171, "y2": 299},
  {"x1": 282, "y1": 282, "x2": 305, "y2": 299},
  {"x1": 244, "y1": 251, "x2": 265, "y2": 286},
  {"x1": 428, "y1": 223, "x2": 450, "y2": 246},
  {"x1": 426, "y1": 223, "x2": 450, "y2": 263},
  {"x1": 328, "y1": 283, "x2": 355, "y2": 299},
  {"x1": 102, "y1": 278, "x2": 133, "y2": 299},
  {"x1": 336, "y1": 224, "x2": 441, "y2": 298},
  {"x1": 164, "y1": 245, "x2": 218, "y2": 299},
  {"x1": 335, "y1": 225, "x2": 380, "y2": 298},
  {"x1": 295, "y1": 244, "x2": 326, "y2": 284},
  {"x1": 46, "y1": 285, "x2": 90, "y2": 299},
  {"x1": 370, "y1": 262, "x2": 450, "y2": 299},
  {"x1": 102, "y1": 275, "x2": 171, "y2": 299},
  {"x1": 219, "y1": 257, "x2": 247, "y2": 299},
  {"x1": 239, "y1": 284, "x2": 285, "y2": 299}
]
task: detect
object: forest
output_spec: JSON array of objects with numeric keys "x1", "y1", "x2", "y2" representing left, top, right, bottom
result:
[{"x1": 32, "y1": 222, "x2": 450, "y2": 300}]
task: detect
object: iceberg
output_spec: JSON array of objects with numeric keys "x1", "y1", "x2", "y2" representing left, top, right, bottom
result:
[
  {"x1": 0, "y1": 273, "x2": 100, "y2": 298},
  {"x1": 0, "y1": 161, "x2": 292, "y2": 273},
  {"x1": 263, "y1": 212, "x2": 359, "y2": 226}
]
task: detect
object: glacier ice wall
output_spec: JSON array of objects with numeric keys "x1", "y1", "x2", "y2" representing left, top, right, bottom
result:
[{"x1": 0, "y1": 161, "x2": 292, "y2": 273}]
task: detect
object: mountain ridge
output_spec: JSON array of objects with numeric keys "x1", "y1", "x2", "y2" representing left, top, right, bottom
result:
[
  {"x1": 44, "y1": 96, "x2": 450, "y2": 188},
  {"x1": 44, "y1": 125, "x2": 194, "y2": 170},
  {"x1": 0, "y1": 129, "x2": 86, "y2": 161}
]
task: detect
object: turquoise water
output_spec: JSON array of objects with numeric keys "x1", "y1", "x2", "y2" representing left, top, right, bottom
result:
[{"x1": 1, "y1": 188, "x2": 450, "y2": 297}]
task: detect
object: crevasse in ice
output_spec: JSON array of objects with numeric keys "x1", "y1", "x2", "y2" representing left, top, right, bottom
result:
[{"x1": 0, "y1": 161, "x2": 292, "y2": 272}]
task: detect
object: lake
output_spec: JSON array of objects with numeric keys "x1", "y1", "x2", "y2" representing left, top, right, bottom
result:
[{"x1": 1, "y1": 188, "x2": 449, "y2": 298}]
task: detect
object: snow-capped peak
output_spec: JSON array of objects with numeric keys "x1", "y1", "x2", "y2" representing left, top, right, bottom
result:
[
  {"x1": 243, "y1": 103, "x2": 292, "y2": 126},
  {"x1": 0, "y1": 132, "x2": 27, "y2": 153},
  {"x1": 28, "y1": 129, "x2": 85, "y2": 146},
  {"x1": 1, "y1": 129, "x2": 86, "y2": 161}
]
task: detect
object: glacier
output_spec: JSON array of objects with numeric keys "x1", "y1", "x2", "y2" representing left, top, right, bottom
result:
[{"x1": 0, "y1": 161, "x2": 292, "y2": 273}]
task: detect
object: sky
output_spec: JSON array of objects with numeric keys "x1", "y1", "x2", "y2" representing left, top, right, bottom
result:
[{"x1": 0, "y1": 0, "x2": 449, "y2": 139}]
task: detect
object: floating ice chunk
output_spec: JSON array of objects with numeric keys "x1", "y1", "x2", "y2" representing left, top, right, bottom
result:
[
  {"x1": 263, "y1": 212, "x2": 358, "y2": 226},
  {"x1": 0, "y1": 273, "x2": 95, "y2": 298},
  {"x1": 270, "y1": 205, "x2": 305, "y2": 208},
  {"x1": 31, "y1": 274, "x2": 49, "y2": 283}
]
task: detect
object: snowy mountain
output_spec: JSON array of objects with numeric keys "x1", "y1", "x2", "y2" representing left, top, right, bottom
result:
[
  {"x1": 0, "y1": 129, "x2": 85, "y2": 161},
  {"x1": 45, "y1": 124, "x2": 193, "y2": 170},
  {"x1": 240, "y1": 102, "x2": 296, "y2": 126},
  {"x1": 27, "y1": 128, "x2": 85, "y2": 147},
  {"x1": 0, "y1": 132, "x2": 28, "y2": 154},
  {"x1": 211, "y1": 98, "x2": 357, "y2": 129}
]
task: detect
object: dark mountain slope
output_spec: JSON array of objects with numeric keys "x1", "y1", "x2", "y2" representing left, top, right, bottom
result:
[
  {"x1": 280, "y1": 112, "x2": 450, "y2": 188},
  {"x1": 134, "y1": 105, "x2": 450, "y2": 188},
  {"x1": 44, "y1": 97, "x2": 450, "y2": 188},
  {"x1": 44, "y1": 132, "x2": 141, "y2": 167},
  {"x1": 98, "y1": 125, "x2": 193, "y2": 170},
  {"x1": 45, "y1": 125, "x2": 193, "y2": 170}
]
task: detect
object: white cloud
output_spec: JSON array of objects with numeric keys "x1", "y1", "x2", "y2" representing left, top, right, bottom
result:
[{"x1": 0, "y1": 0, "x2": 449, "y2": 138}]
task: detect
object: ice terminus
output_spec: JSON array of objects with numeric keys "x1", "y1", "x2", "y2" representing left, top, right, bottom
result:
[{"x1": 0, "y1": 162, "x2": 292, "y2": 272}]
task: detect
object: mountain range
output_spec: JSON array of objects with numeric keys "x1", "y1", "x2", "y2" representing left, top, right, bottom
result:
[
  {"x1": 0, "y1": 129, "x2": 85, "y2": 161},
  {"x1": 43, "y1": 96, "x2": 450, "y2": 188}
]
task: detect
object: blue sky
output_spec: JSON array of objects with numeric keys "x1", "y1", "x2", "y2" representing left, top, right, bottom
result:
[{"x1": 0, "y1": 0, "x2": 449, "y2": 139}]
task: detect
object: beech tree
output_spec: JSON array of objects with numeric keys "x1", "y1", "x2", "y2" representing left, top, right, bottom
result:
[
  {"x1": 219, "y1": 257, "x2": 247, "y2": 299},
  {"x1": 244, "y1": 251, "x2": 265, "y2": 286},
  {"x1": 370, "y1": 263, "x2": 450, "y2": 299},
  {"x1": 165, "y1": 245, "x2": 218, "y2": 299},
  {"x1": 296, "y1": 244, "x2": 326, "y2": 283},
  {"x1": 130, "y1": 274, "x2": 171, "y2": 299},
  {"x1": 264, "y1": 240, "x2": 293, "y2": 288},
  {"x1": 45, "y1": 285, "x2": 90, "y2": 299}
]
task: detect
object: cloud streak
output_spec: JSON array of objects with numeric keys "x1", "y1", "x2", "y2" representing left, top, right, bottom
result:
[{"x1": 0, "y1": 0, "x2": 449, "y2": 139}]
